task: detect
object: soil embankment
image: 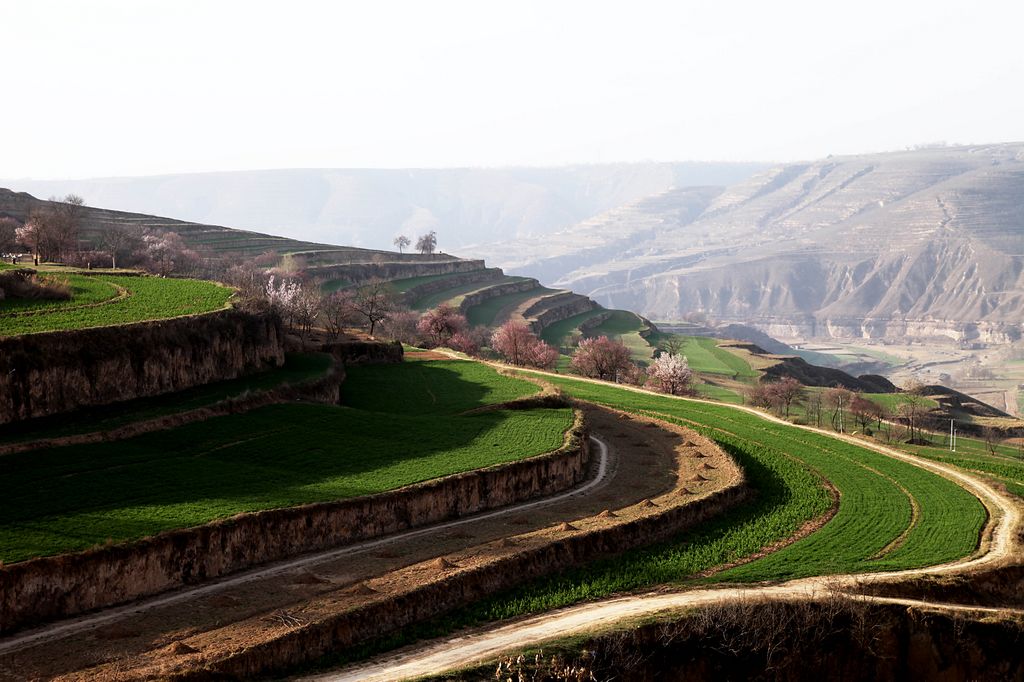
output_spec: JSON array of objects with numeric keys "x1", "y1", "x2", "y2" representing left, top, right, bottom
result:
[
  {"x1": 0, "y1": 308, "x2": 284, "y2": 424},
  {"x1": 433, "y1": 598, "x2": 1024, "y2": 681}
]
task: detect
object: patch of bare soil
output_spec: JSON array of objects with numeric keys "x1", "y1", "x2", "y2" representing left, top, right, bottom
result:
[{"x1": 1, "y1": 406, "x2": 741, "y2": 681}]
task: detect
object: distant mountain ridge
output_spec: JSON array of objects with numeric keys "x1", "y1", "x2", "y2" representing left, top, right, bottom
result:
[
  {"x1": 465, "y1": 144, "x2": 1024, "y2": 343},
  {"x1": 0, "y1": 162, "x2": 767, "y2": 252}
]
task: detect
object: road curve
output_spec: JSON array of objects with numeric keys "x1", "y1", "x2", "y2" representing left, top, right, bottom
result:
[
  {"x1": 309, "y1": 360, "x2": 1022, "y2": 682},
  {"x1": 0, "y1": 436, "x2": 612, "y2": 657},
  {"x1": 315, "y1": 585, "x2": 1024, "y2": 682}
]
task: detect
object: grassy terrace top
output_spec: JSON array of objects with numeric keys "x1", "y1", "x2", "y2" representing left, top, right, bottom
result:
[
  {"x1": 0, "y1": 359, "x2": 573, "y2": 562},
  {"x1": 0, "y1": 271, "x2": 234, "y2": 337}
]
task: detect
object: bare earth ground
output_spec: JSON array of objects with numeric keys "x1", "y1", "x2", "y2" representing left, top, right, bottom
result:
[
  {"x1": 313, "y1": 367, "x2": 1023, "y2": 682},
  {"x1": 0, "y1": 404, "x2": 741, "y2": 681}
]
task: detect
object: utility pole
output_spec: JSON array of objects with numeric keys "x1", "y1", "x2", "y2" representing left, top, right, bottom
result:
[{"x1": 838, "y1": 395, "x2": 844, "y2": 434}]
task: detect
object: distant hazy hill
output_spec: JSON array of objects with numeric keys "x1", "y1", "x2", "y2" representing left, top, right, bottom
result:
[
  {"x1": 466, "y1": 144, "x2": 1024, "y2": 343},
  {"x1": 0, "y1": 163, "x2": 767, "y2": 251}
]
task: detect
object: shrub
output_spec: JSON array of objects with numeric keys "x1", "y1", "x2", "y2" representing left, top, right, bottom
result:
[
  {"x1": 0, "y1": 269, "x2": 71, "y2": 301},
  {"x1": 570, "y1": 336, "x2": 634, "y2": 382},
  {"x1": 492, "y1": 321, "x2": 558, "y2": 368},
  {"x1": 418, "y1": 304, "x2": 467, "y2": 346}
]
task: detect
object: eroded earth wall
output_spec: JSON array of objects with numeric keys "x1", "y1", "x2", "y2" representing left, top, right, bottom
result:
[{"x1": 0, "y1": 309, "x2": 285, "y2": 425}]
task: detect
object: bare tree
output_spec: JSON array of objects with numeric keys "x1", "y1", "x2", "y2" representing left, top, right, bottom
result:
[
  {"x1": 824, "y1": 387, "x2": 854, "y2": 432},
  {"x1": 99, "y1": 224, "x2": 139, "y2": 269},
  {"x1": 806, "y1": 390, "x2": 823, "y2": 427},
  {"x1": 415, "y1": 230, "x2": 437, "y2": 255},
  {"x1": 348, "y1": 279, "x2": 397, "y2": 337},
  {"x1": 0, "y1": 217, "x2": 18, "y2": 256},
  {"x1": 981, "y1": 426, "x2": 1004, "y2": 457},
  {"x1": 656, "y1": 335, "x2": 685, "y2": 357},
  {"x1": 321, "y1": 291, "x2": 358, "y2": 341},
  {"x1": 17, "y1": 212, "x2": 50, "y2": 263},
  {"x1": 47, "y1": 194, "x2": 85, "y2": 261},
  {"x1": 770, "y1": 377, "x2": 805, "y2": 419},
  {"x1": 393, "y1": 235, "x2": 410, "y2": 254},
  {"x1": 897, "y1": 380, "x2": 929, "y2": 443},
  {"x1": 292, "y1": 285, "x2": 322, "y2": 340},
  {"x1": 849, "y1": 394, "x2": 883, "y2": 433}
]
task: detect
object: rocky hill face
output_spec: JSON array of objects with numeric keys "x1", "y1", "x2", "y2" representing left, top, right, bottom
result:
[
  {"x1": 0, "y1": 162, "x2": 766, "y2": 251},
  {"x1": 466, "y1": 144, "x2": 1024, "y2": 343}
]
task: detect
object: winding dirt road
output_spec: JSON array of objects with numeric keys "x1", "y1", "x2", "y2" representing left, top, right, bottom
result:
[
  {"x1": 309, "y1": 364, "x2": 1023, "y2": 682},
  {"x1": 0, "y1": 436, "x2": 613, "y2": 660}
]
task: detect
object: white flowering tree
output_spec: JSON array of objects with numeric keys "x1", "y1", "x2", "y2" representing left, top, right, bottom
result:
[
  {"x1": 646, "y1": 353, "x2": 693, "y2": 395},
  {"x1": 265, "y1": 275, "x2": 302, "y2": 323}
]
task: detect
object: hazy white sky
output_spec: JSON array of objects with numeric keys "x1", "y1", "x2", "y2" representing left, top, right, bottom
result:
[{"x1": 2, "y1": 0, "x2": 1022, "y2": 179}]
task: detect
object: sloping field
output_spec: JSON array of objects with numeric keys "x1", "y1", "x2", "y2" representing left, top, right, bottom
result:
[
  {"x1": 465, "y1": 285, "x2": 556, "y2": 327},
  {"x1": 668, "y1": 335, "x2": 758, "y2": 378},
  {"x1": 584, "y1": 310, "x2": 656, "y2": 364},
  {"x1": 411, "y1": 276, "x2": 525, "y2": 311},
  {"x1": 434, "y1": 373, "x2": 985, "y2": 623},
  {"x1": 0, "y1": 274, "x2": 233, "y2": 336},
  {"x1": 539, "y1": 308, "x2": 609, "y2": 347},
  {"x1": 902, "y1": 436, "x2": 1024, "y2": 499},
  {"x1": 0, "y1": 360, "x2": 573, "y2": 563},
  {"x1": 0, "y1": 353, "x2": 333, "y2": 446}
]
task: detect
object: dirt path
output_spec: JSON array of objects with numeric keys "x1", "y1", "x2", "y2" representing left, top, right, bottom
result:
[
  {"x1": 318, "y1": 587, "x2": 1024, "y2": 682},
  {"x1": 308, "y1": 360, "x2": 1023, "y2": 682}
]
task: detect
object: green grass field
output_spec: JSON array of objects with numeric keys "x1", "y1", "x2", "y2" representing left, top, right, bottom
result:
[
  {"x1": 538, "y1": 376, "x2": 984, "y2": 581},
  {"x1": 465, "y1": 286, "x2": 555, "y2": 327},
  {"x1": 0, "y1": 360, "x2": 571, "y2": 563},
  {"x1": 0, "y1": 353, "x2": 334, "y2": 445},
  {"x1": 338, "y1": 370, "x2": 985, "y2": 662},
  {"x1": 411, "y1": 276, "x2": 525, "y2": 311},
  {"x1": 0, "y1": 274, "x2": 121, "y2": 314},
  {"x1": 385, "y1": 273, "x2": 466, "y2": 294},
  {"x1": 901, "y1": 436, "x2": 1024, "y2": 499},
  {"x1": 321, "y1": 278, "x2": 351, "y2": 293},
  {"x1": 0, "y1": 274, "x2": 234, "y2": 336},
  {"x1": 539, "y1": 309, "x2": 609, "y2": 347},
  {"x1": 693, "y1": 380, "x2": 744, "y2": 404},
  {"x1": 657, "y1": 335, "x2": 758, "y2": 378},
  {"x1": 584, "y1": 311, "x2": 656, "y2": 365}
]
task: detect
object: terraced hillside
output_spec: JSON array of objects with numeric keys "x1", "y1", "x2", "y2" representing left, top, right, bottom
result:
[
  {"x1": 447, "y1": 373, "x2": 987, "y2": 617},
  {"x1": 466, "y1": 143, "x2": 1024, "y2": 343},
  {"x1": 0, "y1": 270, "x2": 233, "y2": 336},
  {"x1": 0, "y1": 359, "x2": 572, "y2": 562}
]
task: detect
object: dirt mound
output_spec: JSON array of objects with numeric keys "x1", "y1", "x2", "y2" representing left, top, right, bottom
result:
[{"x1": 168, "y1": 641, "x2": 199, "y2": 656}]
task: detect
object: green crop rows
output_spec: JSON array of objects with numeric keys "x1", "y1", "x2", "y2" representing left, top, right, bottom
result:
[
  {"x1": 465, "y1": 286, "x2": 555, "y2": 327},
  {"x1": 411, "y1": 276, "x2": 524, "y2": 311},
  {"x1": 474, "y1": 374, "x2": 984, "y2": 605},
  {"x1": 0, "y1": 275, "x2": 234, "y2": 336},
  {"x1": 0, "y1": 275, "x2": 121, "y2": 314},
  {"x1": 662, "y1": 335, "x2": 758, "y2": 378},
  {"x1": 356, "y1": 372, "x2": 986, "y2": 659},
  {"x1": 0, "y1": 353, "x2": 334, "y2": 445},
  {"x1": 584, "y1": 311, "x2": 656, "y2": 365},
  {"x1": 903, "y1": 438, "x2": 1024, "y2": 499},
  {"x1": 539, "y1": 309, "x2": 609, "y2": 347},
  {"x1": 0, "y1": 360, "x2": 571, "y2": 563}
]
